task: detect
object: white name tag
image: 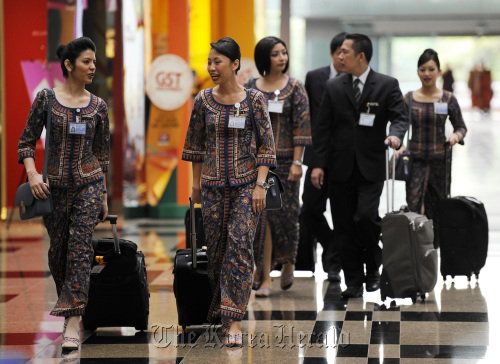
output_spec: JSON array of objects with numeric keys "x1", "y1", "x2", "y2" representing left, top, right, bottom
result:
[
  {"x1": 268, "y1": 100, "x2": 284, "y2": 113},
  {"x1": 228, "y1": 116, "x2": 246, "y2": 129},
  {"x1": 434, "y1": 102, "x2": 448, "y2": 114},
  {"x1": 69, "y1": 123, "x2": 86, "y2": 135},
  {"x1": 359, "y1": 113, "x2": 375, "y2": 127}
]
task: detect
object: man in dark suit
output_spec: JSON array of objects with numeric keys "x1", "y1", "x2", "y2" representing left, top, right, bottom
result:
[
  {"x1": 312, "y1": 33, "x2": 408, "y2": 298},
  {"x1": 302, "y1": 32, "x2": 346, "y2": 282}
]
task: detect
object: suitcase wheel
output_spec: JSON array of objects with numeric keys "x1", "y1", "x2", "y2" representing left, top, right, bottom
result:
[
  {"x1": 182, "y1": 325, "x2": 186, "y2": 331},
  {"x1": 420, "y1": 294, "x2": 426, "y2": 302},
  {"x1": 475, "y1": 272, "x2": 480, "y2": 280},
  {"x1": 411, "y1": 296, "x2": 417, "y2": 304},
  {"x1": 467, "y1": 275, "x2": 471, "y2": 282},
  {"x1": 390, "y1": 300, "x2": 397, "y2": 308}
]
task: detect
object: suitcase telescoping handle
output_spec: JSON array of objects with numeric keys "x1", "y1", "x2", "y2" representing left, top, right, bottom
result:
[
  {"x1": 189, "y1": 197, "x2": 197, "y2": 269},
  {"x1": 385, "y1": 142, "x2": 396, "y2": 213},
  {"x1": 104, "y1": 215, "x2": 121, "y2": 255}
]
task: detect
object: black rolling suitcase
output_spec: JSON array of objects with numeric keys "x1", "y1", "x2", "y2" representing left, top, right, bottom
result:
[
  {"x1": 184, "y1": 203, "x2": 205, "y2": 249},
  {"x1": 380, "y1": 146, "x2": 438, "y2": 303},
  {"x1": 83, "y1": 215, "x2": 150, "y2": 331},
  {"x1": 173, "y1": 198, "x2": 213, "y2": 330},
  {"x1": 439, "y1": 143, "x2": 488, "y2": 281}
]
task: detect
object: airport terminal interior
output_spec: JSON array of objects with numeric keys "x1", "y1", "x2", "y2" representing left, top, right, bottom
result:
[
  {"x1": 1, "y1": 109, "x2": 500, "y2": 363},
  {"x1": 2, "y1": 0, "x2": 500, "y2": 363}
]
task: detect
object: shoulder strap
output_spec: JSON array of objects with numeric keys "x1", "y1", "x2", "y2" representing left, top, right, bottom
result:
[
  {"x1": 247, "y1": 89, "x2": 260, "y2": 152},
  {"x1": 42, "y1": 89, "x2": 55, "y2": 183},
  {"x1": 406, "y1": 91, "x2": 412, "y2": 146}
]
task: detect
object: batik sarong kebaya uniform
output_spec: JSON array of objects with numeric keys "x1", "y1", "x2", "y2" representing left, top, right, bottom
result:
[
  {"x1": 245, "y1": 77, "x2": 311, "y2": 281},
  {"x1": 404, "y1": 90, "x2": 467, "y2": 247},
  {"x1": 182, "y1": 88, "x2": 276, "y2": 322},
  {"x1": 18, "y1": 89, "x2": 110, "y2": 317}
]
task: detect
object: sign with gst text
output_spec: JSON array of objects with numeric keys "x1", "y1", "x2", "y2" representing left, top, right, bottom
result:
[{"x1": 147, "y1": 54, "x2": 194, "y2": 111}]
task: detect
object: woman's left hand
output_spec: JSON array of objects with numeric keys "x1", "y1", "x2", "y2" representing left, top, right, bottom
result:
[
  {"x1": 446, "y1": 132, "x2": 461, "y2": 146},
  {"x1": 252, "y1": 185, "x2": 267, "y2": 214},
  {"x1": 100, "y1": 199, "x2": 108, "y2": 222},
  {"x1": 288, "y1": 164, "x2": 303, "y2": 182}
]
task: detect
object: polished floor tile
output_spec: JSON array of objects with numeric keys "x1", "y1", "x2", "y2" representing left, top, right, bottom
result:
[{"x1": 2, "y1": 111, "x2": 500, "y2": 363}]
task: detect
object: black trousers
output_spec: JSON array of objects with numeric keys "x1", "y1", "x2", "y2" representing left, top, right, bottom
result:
[
  {"x1": 330, "y1": 163, "x2": 384, "y2": 288},
  {"x1": 301, "y1": 167, "x2": 341, "y2": 274}
]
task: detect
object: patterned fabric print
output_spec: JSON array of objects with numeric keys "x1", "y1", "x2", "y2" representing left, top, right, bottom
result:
[
  {"x1": 254, "y1": 158, "x2": 300, "y2": 281},
  {"x1": 18, "y1": 89, "x2": 110, "y2": 188},
  {"x1": 245, "y1": 77, "x2": 312, "y2": 158},
  {"x1": 406, "y1": 156, "x2": 451, "y2": 247},
  {"x1": 182, "y1": 88, "x2": 277, "y2": 187},
  {"x1": 404, "y1": 91, "x2": 467, "y2": 160},
  {"x1": 202, "y1": 182, "x2": 259, "y2": 322},
  {"x1": 43, "y1": 181, "x2": 104, "y2": 316}
]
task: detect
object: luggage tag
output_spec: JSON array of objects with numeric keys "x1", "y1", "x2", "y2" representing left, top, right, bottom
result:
[
  {"x1": 228, "y1": 102, "x2": 246, "y2": 129},
  {"x1": 434, "y1": 102, "x2": 448, "y2": 114},
  {"x1": 359, "y1": 103, "x2": 378, "y2": 127},
  {"x1": 268, "y1": 90, "x2": 284, "y2": 113},
  {"x1": 69, "y1": 108, "x2": 86, "y2": 135}
]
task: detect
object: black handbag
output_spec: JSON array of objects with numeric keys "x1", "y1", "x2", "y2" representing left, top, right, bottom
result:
[
  {"x1": 14, "y1": 89, "x2": 55, "y2": 220},
  {"x1": 247, "y1": 89, "x2": 284, "y2": 210},
  {"x1": 393, "y1": 92, "x2": 414, "y2": 181}
]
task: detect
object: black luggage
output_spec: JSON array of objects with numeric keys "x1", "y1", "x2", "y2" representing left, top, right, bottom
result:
[
  {"x1": 173, "y1": 198, "x2": 213, "y2": 330},
  {"x1": 439, "y1": 143, "x2": 488, "y2": 281},
  {"x1": 184, "y1": 204, "x2": 205, "y2": 249},
  {"x1": 82, "y1": 215, "x2": 150, "y2": 331},
  {"x1": 294, "y1": 207, "x2": 316, "y2": 272},
  {"x1": 380, "y1": 146, "x2": 438, "y2": 303}
]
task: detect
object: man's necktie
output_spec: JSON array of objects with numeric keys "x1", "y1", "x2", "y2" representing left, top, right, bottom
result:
[{"x1": 353, "y1": 78, "x2": 361, "y2": 106}]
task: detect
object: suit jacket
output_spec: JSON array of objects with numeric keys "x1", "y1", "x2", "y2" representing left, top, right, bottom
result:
[
  {"x1": 303, "y1": 65, "x2": 330, "y2": 167},
  {"x1": 313, "y1": 69, "x2": 408, "y2": 183}
]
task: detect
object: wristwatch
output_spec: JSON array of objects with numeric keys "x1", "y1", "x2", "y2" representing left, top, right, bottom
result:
[
  {"x1": 292, "y1": 160, "x2": 303, "y2": 166},
  {"x1": 255, "y1": 181, "x2": 271, "y2": 191}
]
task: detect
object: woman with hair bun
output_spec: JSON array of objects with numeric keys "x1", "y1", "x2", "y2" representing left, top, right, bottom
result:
[
  {"x1": 182, "y1": 37, "x2": 276, "y2": 347},
  {"x1": 396, "y1": 48, "x2": 467, "y2": 248},
  {"x1": 17, "y1": 36, "x2": 110, "y2": 350},
  {"x1": 245, "y1": 36, "x2": 311, "y2": 298}
]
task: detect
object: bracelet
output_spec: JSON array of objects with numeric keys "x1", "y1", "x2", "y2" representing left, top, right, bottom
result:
[
  {"x1": 28, "y1": 172, "x2": 38, "y2": 180},
  {"x1": 292, "y1": 160, "x2": 303, "y2": 166}
]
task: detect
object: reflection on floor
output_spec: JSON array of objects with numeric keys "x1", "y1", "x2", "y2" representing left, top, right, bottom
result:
[{"x1": 1, "y1": 110, "x2": 500, "y2": 363}]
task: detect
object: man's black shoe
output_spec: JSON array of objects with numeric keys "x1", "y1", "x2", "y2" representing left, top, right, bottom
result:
[
  {"x1": 327, "y1": 272, "x2": 341, "y2": 282},
  {"x1": 365, "y1": 272, "x2": 381, "y2": 292},
  {"x1": 341, "y1": 286, "x2": 363, "y2": 298}
]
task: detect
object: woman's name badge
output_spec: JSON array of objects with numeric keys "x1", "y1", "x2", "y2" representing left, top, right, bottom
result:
[
  {"x1": 268, "y1": 90, "x2": 284, "y2": 113},
  {"x1": 359, "y1": 113, "x2": 375, "y2": 127},
  {"x1": 228, "y1": 116, "x2": 246, "y2": 129},
  {"x1": 434, "y1": 102, "x2": 448, "y2": 114},
  {"x1": 229, "y1": 102, "x2": 246, "y2": 129},
  {"x1": 69, "y1": 123, "x2": 86, "y2": 135}
]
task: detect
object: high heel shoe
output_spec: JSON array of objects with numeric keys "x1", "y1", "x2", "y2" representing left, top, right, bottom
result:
[
  {"x1": 221, "y1": 319, "x2": 231, "y2": 335},
  {"x1": 280, "y1": 272, "x2": 294, "y2": 290},
  {"x1": 61, "y1": 316, "x2": 80, "y2": 351},
  {"x1": 62, "y1": 317, "x2": 69, "y2": 338},
  {"x1": 225, "y1": 333, "x2": 243, "y2": 348}
]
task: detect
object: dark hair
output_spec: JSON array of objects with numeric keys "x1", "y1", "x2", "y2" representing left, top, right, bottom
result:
[
  {"x1": 330, "y1": 32, "x2": 347, "y2": 54},
  {"x1": 56, "y1": 36, "x2": 96, "y2": 78},
  {"x1": 418, "y1": 48, "x2": 441, "y2": 70},
  {"x1": 345, "y1": 33, "x2": 373, "y2": 63},
  {"x1": 210, "y1": 37, "x2": 241, "y2": 74},
  {"x1": 254, "y1": 36, "x2": 289, "y2": 77}
]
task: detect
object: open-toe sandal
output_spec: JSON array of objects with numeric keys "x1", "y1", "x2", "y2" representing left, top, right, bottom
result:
[
  {"x1": 61, "y1": 337, "x2": 80, "y2": 351},
  {"x1": 280, "y1": 272, "x2": 294, "y2": 290},
  {"x1": 225, "y1": 333, "x2": 243, "y2": 348},
  {"x1": 255, "y1": 287, "x2": 271, "y2": 298}
]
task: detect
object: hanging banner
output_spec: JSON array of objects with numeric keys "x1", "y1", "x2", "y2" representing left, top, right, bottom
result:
[
  {"x1": 145, "y1": 54, "x2": 193, "y2": 206},
  {"x1": 146, "y1": 54, "x2": 193, "y2": 111}
]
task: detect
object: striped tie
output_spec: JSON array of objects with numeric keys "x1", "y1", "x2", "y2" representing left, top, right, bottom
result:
[{"x1": 353, "y1": 78, "x2": 361, "y2": 106}]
